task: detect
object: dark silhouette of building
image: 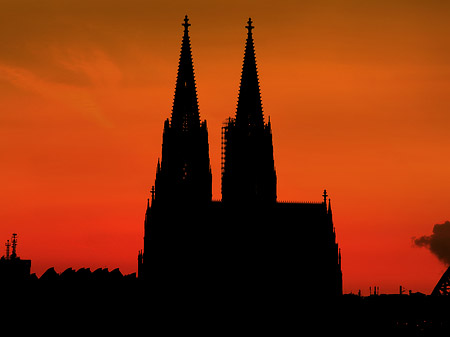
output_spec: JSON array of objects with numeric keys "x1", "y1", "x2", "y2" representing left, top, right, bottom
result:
[
  {"x1": 0, "y1": 233, "x2": 31, "y2": 282},
  {"x1": 153, "y1": 15, "x2": 212, "y2": 205},
  {"x1": 140, "y1": 16, "x2": 213, "y2": 284},
  {"x1": 139, "y1": 16, "x2": 342, "y2": 297},
  {"x1": 37, "y1": 266, "x2": 136, "y2": 283},
  {"x1": 222, "y1": 18, "x2": 276, "y2": 205}
]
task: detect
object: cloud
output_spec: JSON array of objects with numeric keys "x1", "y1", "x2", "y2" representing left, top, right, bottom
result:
[
  {"x1": 0, "y1": 61, "x2": 113, "y2": 128},
  {"x1": 413, "y1": 221, "x2": 450, "y2": 265}
]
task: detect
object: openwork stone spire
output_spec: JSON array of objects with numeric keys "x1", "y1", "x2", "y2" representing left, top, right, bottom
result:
[
  {"x1": 235, "y1": 18, "x2": 264, "y2": 129},
  {"x1": 151, "y1": 15, "x2": 212, "y2": 206},
  {"x1": 171, "y1": 15, "x2": 200, "y2": 131},
  {"x1": 222, "y1": 18, "x2": 276, "y2": 205}
]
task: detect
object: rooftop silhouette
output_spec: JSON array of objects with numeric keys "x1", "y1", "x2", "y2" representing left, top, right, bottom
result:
[{"x1": 0, "y1": 233, "x2": 31, "y2": 282}]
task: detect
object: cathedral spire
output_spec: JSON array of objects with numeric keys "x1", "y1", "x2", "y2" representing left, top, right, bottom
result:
[
  {"x1": 152, "y1": 16, "x2": 212, "y2": 205},
  {"x1": 235, "y1": 18, "x2": 264, "y2": 129},
  {"x1": 171, "y1": 15, "x2": 200, "y2": 131},
  {"x1": 222, "y1": 18, "x2": 276, "y2": 204}
]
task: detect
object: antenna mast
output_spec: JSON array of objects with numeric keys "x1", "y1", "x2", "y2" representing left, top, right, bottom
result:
[
  {"x1": 10, "y1": 233, "x2": 17, "y2": 259},
  {"x1": 5, "y1": 240, "x2": 10, "y2": 259}
]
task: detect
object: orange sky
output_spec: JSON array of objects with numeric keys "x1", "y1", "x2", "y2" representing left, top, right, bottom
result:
[{"x1": 1, "y1": 0, "x2": 450, "y2": 295}]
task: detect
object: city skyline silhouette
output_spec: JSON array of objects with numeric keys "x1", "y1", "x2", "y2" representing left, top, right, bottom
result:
[
  {"x1": 2, "y1": 10, "x2": 450, "y2": 333},
  {"x1": 0, "y1": 1, "x2": 450, "y2": 296}
]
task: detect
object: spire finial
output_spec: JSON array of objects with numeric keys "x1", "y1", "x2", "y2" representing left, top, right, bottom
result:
[
  {"x1": 322, "y1": 189, "x2": 328, "y2": 204},
  {"x1": 246, "y1": 18, "x2": 254, "y2": 33},
  {"x1": 182, "y1": 15, "x2": 191, "y2": 32}
]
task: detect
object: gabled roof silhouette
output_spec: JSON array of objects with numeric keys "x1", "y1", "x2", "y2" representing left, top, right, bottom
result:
[{"x1": 40, "y1": 267, "x2": 59, "y2": 281}]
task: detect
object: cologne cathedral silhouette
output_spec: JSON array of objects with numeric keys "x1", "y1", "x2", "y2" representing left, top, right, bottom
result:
[{"x1": 139, "y1": 16, "x2": 342, "y2": 297}]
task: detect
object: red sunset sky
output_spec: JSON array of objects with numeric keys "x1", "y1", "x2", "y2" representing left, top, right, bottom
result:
[{"x1": 1, "y1": 0, "x2": 450, "y2": 295}]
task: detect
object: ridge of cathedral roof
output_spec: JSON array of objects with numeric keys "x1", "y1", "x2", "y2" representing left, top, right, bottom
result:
[
  {"x1": 170, "y1": 15, "x2": 201, "y2": 131},
  {"x1": 278, "y1": 200, "x2": 323, "y2": 205},
  {"x1": 235, "y1": 17, "x2": 265, "y2": 129}
]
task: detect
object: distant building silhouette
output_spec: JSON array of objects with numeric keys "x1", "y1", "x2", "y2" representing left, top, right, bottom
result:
[
  {"x1": 0, "y1": 232, "x2": 137, "y2": 285},
  {"x1": 140, "y1": 16, "x2": 342, "y2": 297},
  {"x1": 0, "y1": 233, "x2": 31, "y2": 282},
  {"x1": 38, "y1": 267, "x2": 136, "y2": 283}
]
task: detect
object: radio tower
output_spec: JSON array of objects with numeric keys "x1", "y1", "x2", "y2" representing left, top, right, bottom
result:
[
  {"x1": 10, "y1": 233, "x2": 17, "y2": 259},
  {"x1": 5, "y1": 240, "x2": 10, "y2": 260}
]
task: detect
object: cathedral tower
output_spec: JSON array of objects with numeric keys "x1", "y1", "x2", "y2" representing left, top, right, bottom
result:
[
  {"x1": 141, "y1": 16, "x2": 212, "y2": 281},
  {"x1": 140, "y1": 17, "x2": 342, "y2": 298},
  {"x1": 222, "y1": 18, "x2": 276, "y2": 205},
  {"x1": 153, "y1": 15, "x2": 212, "y2": 205}
]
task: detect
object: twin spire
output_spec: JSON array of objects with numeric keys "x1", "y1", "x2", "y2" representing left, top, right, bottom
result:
[
  {"x1": 168, "y1": 15, "x2": 274, "y2": 204},
  {"x1": 171, "y1": 16, "x2": 264, "y2": 131}
]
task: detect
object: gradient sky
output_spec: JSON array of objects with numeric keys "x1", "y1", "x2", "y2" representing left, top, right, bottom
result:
[{"x1": 1, "y1": 0, "x2": 450, "y2": 295}]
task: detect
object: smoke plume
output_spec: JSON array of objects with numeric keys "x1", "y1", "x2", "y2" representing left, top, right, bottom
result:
[{"x1": 413, "y1": 221, "x2": 450, "y2": 265}]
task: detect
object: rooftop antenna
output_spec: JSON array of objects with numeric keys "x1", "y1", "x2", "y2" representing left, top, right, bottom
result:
[
  {"x1": 5, "y1": 240, "x2": 10, "y2": 259},
  {"x1": 10, "y1": 233, "x2": 17, "y2": 259}
]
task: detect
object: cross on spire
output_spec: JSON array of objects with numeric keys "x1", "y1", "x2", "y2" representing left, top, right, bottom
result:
[
  {"x1": 182, "y1": 15, "x2": 191, "y2": 31},
  {"x1": 323, "y1": 189, "x2": 328, "y2": 204},
  {"x1": 246, "y1": 18, "x2": 254, "y2": 33}
]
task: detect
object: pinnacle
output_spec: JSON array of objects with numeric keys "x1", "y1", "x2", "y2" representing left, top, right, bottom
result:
[
  {"x1": 171, "y1": 16, "x2": 201, "y2": 131},
  {"x1": 235, "y1": 18, "x2": 264, "y2": 129}
]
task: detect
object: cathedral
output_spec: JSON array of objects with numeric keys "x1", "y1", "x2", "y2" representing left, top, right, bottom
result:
[{"x1": 138, "y1": 16, "x2": 342, "y2": 297}]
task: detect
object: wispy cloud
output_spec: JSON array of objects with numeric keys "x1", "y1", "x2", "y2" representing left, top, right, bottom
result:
[
  {"x1": 54, "y1": 47, "x2": 122, "y2": 88},
  {"x1": 0, "y1": 47, "x2": 124, "y2": 128}
]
